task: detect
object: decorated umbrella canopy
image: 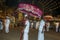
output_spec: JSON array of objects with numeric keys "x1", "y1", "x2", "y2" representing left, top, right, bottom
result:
[
  {"x1": 44, "y1": 15, "x2": 53, "y2": 21},
  {"x1": 18, "y1": 3, "x2": 43, "y2": 18}
]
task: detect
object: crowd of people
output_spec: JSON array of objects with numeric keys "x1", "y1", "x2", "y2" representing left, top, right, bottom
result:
[
  {"x1": 0, "y1": 14, "x2": 45, "y2": 40},
  {"x1": 0, "y1": 13, "x2": 60, "y2": 40},
  {"x1": 0, "y1": 15, "x2": 15, "y2": 33},
  {"x1": 19, "y1": 14, "x2": 46, "y2": 40}
]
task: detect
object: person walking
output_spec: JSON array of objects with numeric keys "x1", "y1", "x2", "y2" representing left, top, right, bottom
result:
[
  {"x1": 46, "y1": 22, "x2": 50, "y2": 31},
  {"x1": 38, "y1": 18, "x2": 46, "y2": 40},
  {"x1": 55, "y1": 22, "x2": 59, "y2": 32},
  {"x1": 5, "y1": 16, "x2": 10, "y2": 33},
  {"x1": 23, "y1": 15, "x2": 30, "y2": 40},
  {"x1": 36, "y1": 21, "x2": 40, "y2": 29},
  {"x1": 0, "y1": 19, "x2": 3, "y2": 31},
  {"x1": 30, "y1": 20, "x2": 33, "y2": 28}
]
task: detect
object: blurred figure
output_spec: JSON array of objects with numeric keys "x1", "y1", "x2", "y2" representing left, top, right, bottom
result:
[
  {"x1": 5, "y1": 16, "x2": 10, "y2": 33},
  {"x1": 58, "y1": 22, "x2": 60, "y2": 32},
  {"x1": 10, "y1": 16, "x2": 15, "y2": 29},
  {"x1": 55, "y1": 22, "x2": 59, "y2": 32},
  {"x1": 30, "y1": 20, "x2": 33, "y2": 28},
  {"x1": 33, "y1": 20, "x2": 36, "y2": 29},
  {"x1": 46, "y1": 22, "x2": 50, "y2": 31},
  {"x1": 0, "y1": 19, "x2": 3, "y2": 31},
  {"x1": 23, "y1": 14, "x2": 30, "y2": 40},
  {"x1": 38, "y1": 17, "x2": 46, "y2": 40},
  {"x1": 36, "y1": 21, "x2": 40, "y2": 29}
]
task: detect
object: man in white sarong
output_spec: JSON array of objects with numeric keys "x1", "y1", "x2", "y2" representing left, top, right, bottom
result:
[
  {"x1": 55, "y1": 22, "x2": 59, "y2": 32},
  {"x1": 36, "y1": 21, "x2": 40, "y2": 29},
  {"x1": 5, "y1": 16, "x2": 10, "y2": 33},
  {"x1": 38, "y1": 19, "x2": 45, "y2": 40},
  {"x1": 30, "y1": 20, "x2": 33, "y2": 28},
  {"x1": 46, "y1": 22, "x2": 50, "y2": 31},
  {"x1": 0, "y1": 19, "x2": 3, "y2": 31},
  {"x1": 23, "y1": 15, "x2": 30, "y2": 40}
]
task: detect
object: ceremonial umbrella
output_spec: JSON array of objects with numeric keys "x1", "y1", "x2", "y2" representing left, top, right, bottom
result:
[
  {"x1": 18, "y1": 3, "x2": 43, "y2": 18},
  {"x1": 44, "y1": 15, "x2": 53, "y2": 21}
]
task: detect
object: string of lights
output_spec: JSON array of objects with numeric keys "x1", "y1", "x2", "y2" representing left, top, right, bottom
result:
[{"x1": 38, "y1": 0, "x2": 59, "y2": 13}]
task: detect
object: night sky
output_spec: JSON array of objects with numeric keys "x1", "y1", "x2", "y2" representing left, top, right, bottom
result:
[
  {"x1": 5, "y1": 0, "x2": 18, "y2": 7},
  {"x1": 5, "y1": 0, "x2": 39, "y2": 7},
  {"x1": 53, "y1": 8, "x2": 60, "y2": 16}
]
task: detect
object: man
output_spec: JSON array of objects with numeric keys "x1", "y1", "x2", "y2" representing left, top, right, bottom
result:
[
  {"x1": 36, "y1": 21, "x2": 40, "y2": 29},
  {"x1": 10, "y1": 16, "x2": 15, "y2": 29},
  {"x1": 55, "y1": 22, "x2": 59, "y2": 32},
  {"x1": 46, "y1": 22, "x2": 50, "y2": 31},
  {"x1": 38, "y1": 17, "x2": 46, "y2": 40},
  {"x1": 30, "y1": 20, "x2": 33, "y2": 28},
  {"x1": 0, "y1": 19, "x2": 3, "y2": 31},
  {"x1": 23, "y1": 14, "x2": 30, "y2": 40},
  {"x1": 5, "y1": 16, "x2": 10, "y2": 33}
]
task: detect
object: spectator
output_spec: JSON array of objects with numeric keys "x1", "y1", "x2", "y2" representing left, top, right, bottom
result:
[
  {"x1": 0, "y1": 19, "x2": 3, "y2": 31},
  {"x1": 4, "y1": 16, "x2": 10, "y2": 33},
  {"x1": 23, "y1": 14, "x2": 30, "y2": 40},
  {"x1": 38, "y1": 16, "x2": 46, "y2": 40}
]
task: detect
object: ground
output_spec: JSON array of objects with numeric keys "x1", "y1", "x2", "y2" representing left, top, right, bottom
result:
[{"x1": 0, "y1": 28, "x2": 60, "y2": 40}]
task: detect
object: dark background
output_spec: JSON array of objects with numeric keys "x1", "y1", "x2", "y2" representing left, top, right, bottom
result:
[{"x1": 5, "y1": 0, "x2": 60, "y2": 16}]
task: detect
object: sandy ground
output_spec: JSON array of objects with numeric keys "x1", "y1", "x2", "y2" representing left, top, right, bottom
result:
[{"x1": 0, "y1": 28, "x2": 60, "y2": 40}]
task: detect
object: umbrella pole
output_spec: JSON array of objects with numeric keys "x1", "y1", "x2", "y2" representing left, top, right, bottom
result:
[
  {"x1": 20, "y1": 27, "x2": 24, "y2": 40},
  {"x1": 20, "y1": 31, "x2": 23, "y2": 40}
]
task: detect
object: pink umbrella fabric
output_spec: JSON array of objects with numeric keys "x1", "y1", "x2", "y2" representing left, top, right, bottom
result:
[{"x1": 18, "y1": 3, "x2": 43, "y2": 18}]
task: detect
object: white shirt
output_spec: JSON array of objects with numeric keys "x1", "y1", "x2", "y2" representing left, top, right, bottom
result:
[
  {"x1": 5, "y1": 19, "x2": 10, "y2": 24},
  {"x1": 36, "y1": 21, "x2": 40, "y2": 28},
  {"x1": 39, "y1": 20, "x2": 45, "y2": 31},
  {"x1": 55, "y1": 22, "x2": 59, "y2": 28},
  {"x1": 24, "y1": 20, "x2": 30, "y2": 33},
  {"x1": 46, "y1": 22, "x2": 50, "y2": 27}
]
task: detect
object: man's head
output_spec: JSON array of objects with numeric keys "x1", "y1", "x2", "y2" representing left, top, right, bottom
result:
[
  {"x1": 6, "y1": 16, "x2": 10, "y2": 19},
  {"x1": 41, "y1": 15, "x2": 47, "y2": 21},
  {"x1": 24, "y1": 14, "x2": 28, "y2": 20}
]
